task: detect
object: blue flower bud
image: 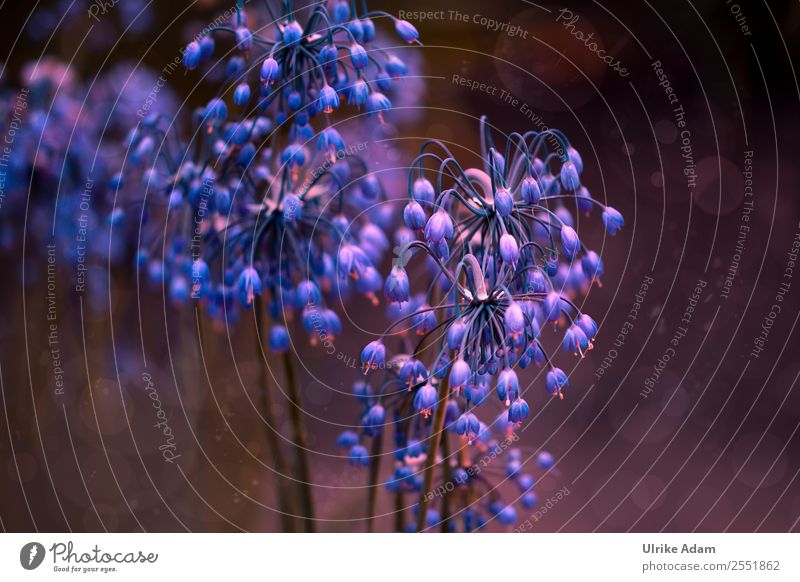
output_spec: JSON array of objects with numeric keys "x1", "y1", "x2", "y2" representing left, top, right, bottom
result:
[
  {"x1": 522, "y1": 492, "x2": 538, "y2": 509},
  {"x1": 363, "y1": 403, "x2": 385, "y2": 428},
  {"x1": 576, "y1": 186, "x2": 593, "y2": 214},
  {"x1": 199, "y1": 35, "x2": 214, "y2": 60},
  {"x1": 347, "y1": 19, "x2": 365, "y2": 42},
  {"x1": 560, "y1": 160, "x2": 580, "y2": 191},
  {"x1": 450, "y1": 358, "x2": 471, "y2": 389},
  {"x1": 546, "y1": 368, "x2": 568, "y2": 398},
  {"x1": 424, "y1": 210, "x2": 453, "y2": 244},
  {"x1": 496, "y1": 369, "x2": 520, "y2": 405},
  {"x1": 413, "y1": 177, "x2": 435, "y2": 204},
  {"x1": 560, "y1": 225, "x2": 580, "y2": 261},
  {"x1": 575, "y1": 314, "x2": 598, "y2": 339},
  {"x1": 563, "y1": 325, "x2": 589, "y2": 354},
  {"x1": 537, "y1": 451, "x2": 555, "y2": 469},
  {"x1": 235, "y1": 27, "x2": 253, "y2": 51},
  {"x1": 602, "y1": 206, "x2": 624, "y2": 235},
  {"x1": 413, "y1": 383, "x2": 438, "y2": 417},
  {"x1": 567, "y1": 146, "x2": 584, "y2": 173},
  {"x1": 282, "y1": 20, "x2": 303, "y2": 46},
  {"x1": 233, "y1": 82, "x2": 251, "y2": 106},
  {"x1": 349, "y1": 43, "x2": 368, "y2": 69},
  {"x1": 362, "y1": 18, "x2": 376, "y2": 42},
  {"x1": 348, "y1": 444, "x2": 369, "y2": 467},
  {"x1": 385, "y1": 54, "x2": 408, "y2": 77},
  {"x1": 403, "y1": 200, "x2": 426, "y2": 230},
  {"x1": 521, "y1": 176, "x2": 541, "y2": 204},
  {"x1": 508, "y1": 398, "x2": 529, "y2": 424},
  {"x1": 366, "y1": 92, "x2": 391, "y2": 115},
  {"x1": 237, "y1": 267, "x2": 262, "y2": 307},
  {"x1": 395, "y1": 19, "x2": 419, "y2": 43},
  {"x1": 348, "y1": 79, "x2": 369, "y2": 106},
  {"x1": 269, "y1": 325, "x2": 289, "y2": 353},
  {"x1": 183, "y1": 41, "x2": 202, "y2": 70},
  {"x1": 385, "y1": 265, "x2": 410, "y2": 304},
  {"x1": 318, "y1": 84, "x2": 340, "y2": 113},
  {"x1": 455, "y1": 412, "x2": 481, "y2": 441},
  {"x1": 260, "y1": 57, "x2": 279, "y2": 85},
  {"x1": 336, "y1": 430, "x2": 358, "y2": 448},
  {"x1": 446, "y1": 319, "x2": 467, "y2": 351},
  {"x1": 504, "y1": 301, "x2": 525, "y2": 338},
  {"x1": 361, "y1": 340, "x2": 385, "y2": 370},
  {"x1": 499, "y1": 233, "x2": 519, "y2": 264},
  {"x1": 331, "y1": 0, "x2": 350, "y2": 23},
  {"x1": 494, "y1": 187, "x2": 514, "y2": 216}
]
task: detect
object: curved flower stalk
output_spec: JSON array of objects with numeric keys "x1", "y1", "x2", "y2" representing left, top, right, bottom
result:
[
  {"x1": 111, "y1": 0, "x2": 420, "y2": 533},
  {"x1": 341, "y1": 116, "x2": 623, "y2": 531}
]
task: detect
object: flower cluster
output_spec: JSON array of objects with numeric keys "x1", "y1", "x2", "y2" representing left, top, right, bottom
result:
[
  {"x1": 115, "y1": 0, "x2": 419, "y2": 347},
  {"x1": 340, "y1": 116, "x2": 623, "y2": 529}
]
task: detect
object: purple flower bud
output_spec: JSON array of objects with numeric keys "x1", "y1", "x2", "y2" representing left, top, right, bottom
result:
[
  {"x1": 455, "y1": 412, "x2": 480, "y2": 442},
  {"x1": 260, "y1": 57, "x2": 279, "y2": 84},
  {"x1": 563, "y1": 325, "x2": 589, "y2": 354},
  {"x1": 366, "y1": 92, "x2": 391, "y2": 115},
  {"x1": 413, "y1": 383, "x2": 438, "y2": 417},
  {"x1": 560, "y1": 160, "x2": 580, "y2": 191},
  {"x1": 602, "y1": 206, "x2": 624, "y2": 235},
  {"x1": 282, "y1": 20, "x2": 303, "y2": 46},
  {"x1": 450, "y1": 358, "x2": 471, "y2": 389},
  {"x1": 499, "y1": 233, "x2": 519, "y2": 264},
  {"x1": 413, "y1": 177, "x2": 435, "y2": 204},
  {"x1": 446, "y1": 319, "x2": 467, "y2": 351},
  {"x1": 424, "y1": 210, "x2": 453, "y2": 243},
  {"x1": 336, "y1": 430, "x2": 358, "y2": 448},
  {"x1": 233, "y1": 82, "x2": 251, "y2": 106},
  {"x1": 349, "y1": 43, "x2": 369, "y2": 69},
  {"x1": 508, "y1": 398, "x2": 529, "y2": 424},
  {"x1": 183, "y1": 41, "x2": 202, "y2": 70},
  {"x1": 494, "y1": 188, "x2": 514, "y2": 216},
  {"x1": 575, "y1": 314, "x2": 598, "y2": 339},
  {"x1": 269, "y1": 325, "x2": 289, "y2": 353},
  {"x1": 395, "y1": 19, "x2": 419, "y2": 43},
  {"x1": 504, "y1": 301, "x2": 526, "y2": 338},
  {"x1": 496, "y1": 369, "x2": 520, "y2": 404},
  {"x1": 348, "y1": 444, "x2": 369, "y2": 467},
  {"x1": 521, "y1": 176, "x2": 541, "y2": 204},
  {"x1": 567, "y1": 146, "x2": 584, "y2": 173},
  {"x1": 385, "y1": 265, "x2": 410, "y2": 304},
  {"x1": 546, "y1": 368, "x2": 568, "y2": 398},
  {"x1": 403, "y1": 200, "x2": 426, "y2": 230},
  {"x1": 361, "y1": 340, "x2": 385, "y2": 370},
  {"x1": 560, "y1": 225, "x2": 580, "y2": 261},
  {"x1": 235, "y1": 27, "x2": 253, "y2": 51}
]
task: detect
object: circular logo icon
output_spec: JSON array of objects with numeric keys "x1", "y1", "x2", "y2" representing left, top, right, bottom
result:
[{"x1": 20, "y1": 542, "x2": 46, "y2": 570}]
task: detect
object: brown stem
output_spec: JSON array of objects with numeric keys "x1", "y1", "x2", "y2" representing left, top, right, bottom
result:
[
  {"x1": 282, "y1": 351, "x2": 316, "y2": 532},
  {"x1": 394, "y1": 492, "x2": 405, "y2": 532},
  {"x1": 254, "y1": 296, "x2": 296, "y2": 532},
  {"x1": 416, "y1": 372, "x2": 450, "y2": 532},
  {"x1": 366, "y1": 429, "x2": 383, "y2": 532},
  {"x1": 440, "y1": 432, "x2": 452, "y2": 533}
]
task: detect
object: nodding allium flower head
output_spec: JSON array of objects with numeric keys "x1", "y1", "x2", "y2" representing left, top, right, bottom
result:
[
  {"x1": 111, "y1": 2, "x2": 424, "y2": 345},
  {"x1": 339, "y1": 116, "x2": 621, "y2": 531}
]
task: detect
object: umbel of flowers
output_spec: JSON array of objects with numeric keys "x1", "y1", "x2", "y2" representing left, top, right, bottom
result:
[
  {"x1": 110, "y1": 0, "x2": 420, "y2": 532},
  {"x1": 342, "y1": 116, "x2": 623, "y2": 531}
]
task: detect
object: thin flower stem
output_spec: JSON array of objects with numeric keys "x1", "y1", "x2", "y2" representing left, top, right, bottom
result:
[
  {"x1": 283, "y1": 351, "x2": 316, "y2": 532},
  {"x1": 416, "y1": 370, "x2": 450, "y2": 532},
  {"x1": 440, "y1": 432, "x2": 452, "y2": 533},
  {"x1": 366, "y1": 428, "x2": 383, "y2": 532},
  {"x1": 254, "y1": 296, "x2": 297, "y2": 532}
]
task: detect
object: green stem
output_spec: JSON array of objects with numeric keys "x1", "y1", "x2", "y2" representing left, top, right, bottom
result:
[
  {"x1": 283, "y1": 351, "x2": 316, "y2": 532},
  {"x1": 254, "y1": 296, "x2": 297, "y2": 532},
  {"x1": 416, "y1": 373, "x2": 450, "y2": 532}
]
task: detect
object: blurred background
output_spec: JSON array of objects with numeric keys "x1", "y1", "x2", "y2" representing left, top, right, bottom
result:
[{"x1": 1, "y1": 0, "x2": 799, "y2": 532}]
